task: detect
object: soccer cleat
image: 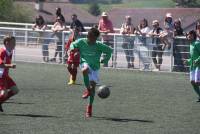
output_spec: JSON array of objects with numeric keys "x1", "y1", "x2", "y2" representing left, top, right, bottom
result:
[
  {"x1": 0, "y1": 103, "x2": 3, "y2": 112},
  {"x1": 197, "y1": 98, "x2": 200, "y2": 102},
  {"x1": 68, "y1": 80, "x2": 75, "y2": 85},
  {"x1": 82, "y1": 89, "x2": 90, "y2": 99},
  {"x1": 85, "y1": 105, "x2": 92, "y2": 118}
]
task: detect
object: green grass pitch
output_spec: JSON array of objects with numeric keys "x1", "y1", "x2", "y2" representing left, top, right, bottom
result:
[{"x1": 0, "y1": 62, "x2": 200, "y2": 134}]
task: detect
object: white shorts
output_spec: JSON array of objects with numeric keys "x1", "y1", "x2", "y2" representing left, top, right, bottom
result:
[
  {"x1": 80, "y1": 63, "x2": 99, "y2": 83},
  {"x1": 190, "y1": 68, "x2": 200, "y2": 83}
]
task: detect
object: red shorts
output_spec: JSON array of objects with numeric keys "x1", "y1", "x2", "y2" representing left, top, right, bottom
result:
[
  {"x1": 0, "y1": 76, "x2": 16, "y2": 91},
  {"x1": 67, "y1": 51, "x2": 80, "y2": 66}
]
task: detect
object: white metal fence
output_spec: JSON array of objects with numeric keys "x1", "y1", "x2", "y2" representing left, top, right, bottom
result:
[{"x1": 0, "y1": 23, "x2": 190, "y2": 72}]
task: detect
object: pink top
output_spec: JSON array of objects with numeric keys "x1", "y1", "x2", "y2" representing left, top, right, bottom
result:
[{"x1": 98, "y1": 19, "x2": 114, "y2": 41}]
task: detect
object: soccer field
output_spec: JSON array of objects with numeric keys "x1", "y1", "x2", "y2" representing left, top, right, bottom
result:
[{"x1": 0, "y1": 62, "x2": 200, "y2": 134}]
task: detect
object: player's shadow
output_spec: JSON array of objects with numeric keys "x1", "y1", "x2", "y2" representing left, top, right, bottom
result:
[
  {"x1": 93, "y1": 116, "x2": 154, "y2": 123},
  {"x1": 2, "y1": 113, "x2": 60, "y2": 118},
  {"x1": 4, "y1": 101, "x2": 34, "y2": 105}
]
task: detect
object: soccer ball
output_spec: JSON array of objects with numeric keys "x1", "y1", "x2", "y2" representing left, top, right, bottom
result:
[{"x1": 97, "y1": 85, "x2": 110, "y2": 99}]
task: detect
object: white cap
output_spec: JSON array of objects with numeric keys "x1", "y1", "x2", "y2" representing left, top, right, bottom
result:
[
  {"x1": 152, "y1": 20, "x2": 159, "y2": 25},
  {"x1": 166, "y1": 13, "x2": 172, "y2": 18},
  {"x1": 101, "y1": 12, "x2": 108, "y2": 17}
]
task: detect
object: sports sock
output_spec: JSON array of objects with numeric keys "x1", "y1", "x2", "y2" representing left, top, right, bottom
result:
[
  {"x1": 83, "y1": 74, "x2": 90, "y2": 88},
  {"x1": 72, "y1": 68, "x2": 77, "y2": 81},
  {"x1": 192, "y1": 84, "x2": 200, "y2": 97},
  {"x1": 88, "y1": 95, "x2": 94, "y2": 105}
]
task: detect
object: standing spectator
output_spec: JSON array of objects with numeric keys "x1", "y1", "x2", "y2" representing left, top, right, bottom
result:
[
  {"x1": 98, "y1": 12, "x2": 114, "y2": 67},
  {"x1": 173, "y1": 19, "x2": 185, "y2": 72},
  {"x1": 32, "y1": 15, "x2": 49, "y2": 62},
  {"x1": 185, "y1": 30, "x2": 200, "y2": 102},
  {"x1": 120, "y1": 15, "x2": 135, "y2": 68},
  {"x1": 50, "y1": 16, "x2": 66, "y2": 63},
  {"x1": 149, "y1": 20, "x2": 163, "y2": 71},
  {"x1": 160, "y1": 13, "x2": 174, "y2": 50},
  {"x1": 196, "y1": 21, "x2": 200, "y2": 40},
  {"x1": 55, "y1": 7, "x2": 65, "y2": 24},
  {"x1": 70, "y1": 14, "x2": 85, "y2": 32},
  {"x1": 135, "y1": 18, "x2": 151, "y2": 70}
]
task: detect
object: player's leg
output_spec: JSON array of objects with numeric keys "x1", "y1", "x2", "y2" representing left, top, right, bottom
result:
[
  {"x1": 67, "y1": 63, "x2": 74, "y2": 85},
  {"x1": 71, "y1": 64, "x2": 78, "y2": 83},
  {"x1": 193, "y1": 68, "x2": 200, "y2": 102},
  {"x1": 81, "y1": 63, "x2": 90, "y2": 99}
]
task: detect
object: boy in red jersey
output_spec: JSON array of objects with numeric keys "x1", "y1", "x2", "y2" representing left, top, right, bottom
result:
[
  {"x1": 65, "y1": 27, "x2": 81, "y2": 85},
  {"x1": 0, "y1": 35, "x2": 19, "y2": 112}
]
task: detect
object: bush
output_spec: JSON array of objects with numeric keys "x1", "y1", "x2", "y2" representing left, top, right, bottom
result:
[{"x1": 88, "y1": 3, "x2": 101, "y2": 16}]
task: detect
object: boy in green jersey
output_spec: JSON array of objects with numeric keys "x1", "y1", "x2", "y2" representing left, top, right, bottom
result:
[
  {"x1": 185, "y1": 30, "x2": 200, "y2": 102},
  {"x1": 70, "y1": 27, "x2": 113, "y2": 117}
]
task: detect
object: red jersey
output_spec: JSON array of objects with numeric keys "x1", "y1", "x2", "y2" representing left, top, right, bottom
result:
[
  {"x1": 0, "y1": 48, "x2": 13, "y2": 78},
  {"x1": 66, "y1": 33, "x2": 80, "y2": 65}
]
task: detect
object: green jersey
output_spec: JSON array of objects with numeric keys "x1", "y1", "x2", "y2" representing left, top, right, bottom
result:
[
  {"x1": 70, "y1": 38, "x2": 113, "y2": 70},
  {"x1": 187, "y1": 41, "x2": 200, "y2": 71}
]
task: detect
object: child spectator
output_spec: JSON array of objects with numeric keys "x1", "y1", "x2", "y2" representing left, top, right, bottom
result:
[
  {"x1": 32, "y1": 15, "x2": 49, "y2": 62},
  {"x1": 120, "y1": 15, "x2": 135, "y2": 68}
]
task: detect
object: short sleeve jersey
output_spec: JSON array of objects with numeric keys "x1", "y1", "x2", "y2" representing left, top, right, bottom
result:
[{"x1": 0, "y1": 48, "x2": 12, "y2": 78}]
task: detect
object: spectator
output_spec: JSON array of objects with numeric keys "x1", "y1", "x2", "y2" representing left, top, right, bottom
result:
[
  {"x1": 70, "y1": 14, "x2": 85, "y2": 32},
  {"x1": 32, "y1": 15, "x2": 49, "y2": 62},
  {"x1": 149, "y1": 20, "x2": 163, "y2": 71},
  {"x1": 135, "y1": 18, "x2": 151, "y2": 70},
  {"x1": 98, "y1": 12, "x2": 114, "y2": 67},
  {"x1": 173, "y1": 19, "x2": 185, "y2": 72},
  {"x1": 55, "y1": 7, "x2": 65, "y2": 24},
  {"x1": 196, "y1": 21, "x2": 200, "y2": 40},
  {"x1": 50, "y1": 16, "x2": 66, "y2": 63},
  {"x1": 120, "y1": 15, "x2": 135, "y2": 68},
  {"x1": 160, "y1": 13, "x2": 174, "y2": 50}
]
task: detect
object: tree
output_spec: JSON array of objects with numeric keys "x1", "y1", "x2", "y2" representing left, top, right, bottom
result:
[
  {"x1": 88, "y1": 2, "x2": 101, "y2": 16},
  {"x1": 0, "y1": 0, "x2": 31, "y2": 22},
  {"x1": 173, "y1": 0, "x2": 200, "y2": 7}
]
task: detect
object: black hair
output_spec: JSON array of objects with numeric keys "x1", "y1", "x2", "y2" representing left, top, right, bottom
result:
[
  {"x1": 88, "y1": 27, "x2": 100, "y2": 38},
  {"x1": 187, "y1": 30, "x2": 197, "y2": 40}
]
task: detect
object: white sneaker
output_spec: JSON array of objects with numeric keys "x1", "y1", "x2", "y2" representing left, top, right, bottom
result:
[{"x1": 153, "y1": 68, "x2": 159, "y2": 71}]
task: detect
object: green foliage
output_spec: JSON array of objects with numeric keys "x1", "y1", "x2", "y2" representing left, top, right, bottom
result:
[
  {"x1": 173, "y1": 0, "x2": 200, "y2": 7},
  {"x1": 0, "y1": 0, "x2": 32, "y2": 22},
  {"x1": 88, "y1": 3, "x2": 101, "y2": 16}
]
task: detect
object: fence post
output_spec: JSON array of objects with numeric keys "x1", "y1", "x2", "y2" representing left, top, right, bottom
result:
[
  {"x1": 62, "y1": 31, "x2": 65, "y2": 64},
  {"x1": 12, "y1": 29, "x2": 16, "y2": 62},
  {"x1": 25, "y1": 25, "x2": 28, "y2": 46},
  {"x1": 113, "y1": 34, "x2": 117, "y2": 68},
  {"x1": 170, "y1": 38, "x2": 174, "y2": 72}
]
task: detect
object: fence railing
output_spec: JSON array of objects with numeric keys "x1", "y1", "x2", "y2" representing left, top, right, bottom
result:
[{"x1": 0, "y1": 26, "x2": 189, "y2": 72}]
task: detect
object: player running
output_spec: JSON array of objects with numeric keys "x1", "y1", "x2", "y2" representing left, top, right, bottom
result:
[
  {"x1": 65, "y1": 27, "x2": 82, "y2": 85},
  {"x1": 0, "y1": 35, "x2": 19, "y2": 112},
  {"x1": 70, "y1": 27, "x2": 112, "y2": 117}
]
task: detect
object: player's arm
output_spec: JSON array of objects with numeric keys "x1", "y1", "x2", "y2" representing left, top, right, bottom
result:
[
  {"x1": 99, "y1": 43, "x2": 113, "y2": 64},
  {"x1": 0, "y1": 63, "x2": 16, "y2": 69},
  {"x1": 193, "y1": 42, "x2": 200, "y2": 65}
]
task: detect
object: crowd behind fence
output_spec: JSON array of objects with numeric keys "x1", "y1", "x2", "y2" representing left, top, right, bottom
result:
[{"x1": 0, "y1": 25, "x2": 190, "y2": 72}]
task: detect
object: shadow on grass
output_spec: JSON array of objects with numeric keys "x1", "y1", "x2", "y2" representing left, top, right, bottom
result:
[
  {"x1": 93, "y1": 116, "x2": 154, "y2": 123},
  {"x1": 2, "y1": 113, "x2": 60, "y2": 118},
  {"x1": 4, "y1": 101, "x2": 34, "y2": 105}
]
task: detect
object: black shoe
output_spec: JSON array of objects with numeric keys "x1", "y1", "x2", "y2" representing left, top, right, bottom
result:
[
  {"x1": 50, "y1": 58, "x2": 56, "y2": 62},
  {"x1": 197, "y1": 98, "x2": 200, "y2": 102},
  {"x1": 0, "y1": 103, "x2": 4, "y2": 112}
]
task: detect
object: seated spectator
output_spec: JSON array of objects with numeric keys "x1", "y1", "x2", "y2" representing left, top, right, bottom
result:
[
  {"x1": 98, "y1": 12, "x2": 115, "y2": 67},
  {"x1": 135, "y1": 18, "x2": 151, "y2": 70},
  {"x1": 120, "y1": 15, "x2": 135, "y2": 68},
  {"x1": 32, "y1": 15, "x2": 49, "y2": 62},
  {"x1": 50, "y1": 16, "x2": 66, "y2": 63},
  {"x1": 148, "y1": 20, "x2": 163, "y2": 71},
  {"x1": 173, "y1": 19, "x2": 185, "y2": 72},
  {"x1": 70, "y1": 14, "x2": 85, "y2": 32}
]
